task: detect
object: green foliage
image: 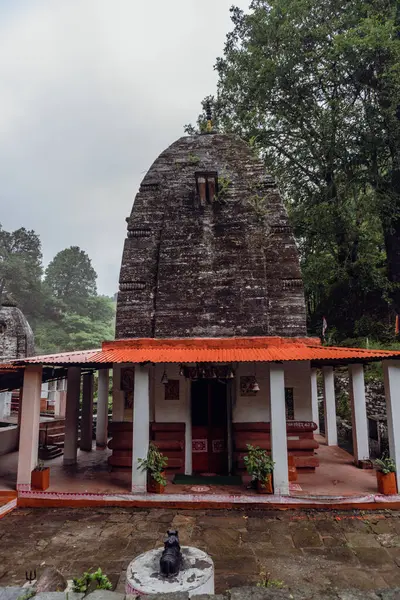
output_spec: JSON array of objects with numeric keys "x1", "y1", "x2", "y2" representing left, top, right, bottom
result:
[
  {"x1": 45, "y1": 246, "x2": 97, "y2": 315},
  {"x1": 375, "y1": 454, "x2": 396, "y2": 474},
  {"x1": 138, "y1": 443, "x2": 168, "y2": 486},
  {"x1": 17, "y1": 590, "x2": 36, "y2": 600},
  {"x1": 257, "y1": 570, "x2": 284, "y2": 589},
  {"x1": 215, "y1": 175, "x2": 232, "y2": 201},
  {"x1": 191, "y1": 0, "x2": 400, "y2": 341},
  {"x1": 72, "y1": 568, "x2": 112, "y2": 593},
  {"x1": 243, "y1": 444, "x2": 274, "y2": 486},
  {"x1": 336, "y1": 391, "x2": 352, "y2": 422},
  {"x1": 0, "y1": 225, "x2": 44, "y2": 323},
  {"x1": 188, "y1": 153, "x2": 201, "y2": 165},
  {"x1": 0, "y1": 223, "x2": 115, "y2": 354}
]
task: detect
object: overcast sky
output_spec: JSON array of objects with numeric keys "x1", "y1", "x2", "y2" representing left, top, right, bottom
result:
[{"x1": 0, "y1": 0, "x2": 250, "y2": 296}]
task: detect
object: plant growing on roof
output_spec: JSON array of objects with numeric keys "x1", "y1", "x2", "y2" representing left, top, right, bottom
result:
[
  {"x1": 188, "y1": 153, "x2": 201, "y2": 165},
  {"x1": 215, "y1": 175, "x2": 231, "y2": 202},
  {"x1": 138, "y1": 442, "x2": 168, "y2": 487},
  {"x1": 243, "y1": 444, "x2": 274, "y2": 486}
]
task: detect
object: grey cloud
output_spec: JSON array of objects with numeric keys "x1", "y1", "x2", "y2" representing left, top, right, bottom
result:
[{"x1": 0, "y1": 0, "x2": 250, "y2": 295}]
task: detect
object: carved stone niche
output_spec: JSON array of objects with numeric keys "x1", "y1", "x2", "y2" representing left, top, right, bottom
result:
[
  {"x1": 127, "y1": 228, "x2": 152, "y2": 238},
  {"x1": 281, "y1": 278, "x2": 304, "y2": 290},
  {"x1": 119, "y1": 281, "x2": 146, "y2": 291}
]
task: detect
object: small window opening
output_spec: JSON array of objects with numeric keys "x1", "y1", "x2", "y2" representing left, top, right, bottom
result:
[{"x1": 195, "y1": 172, "x2": 218, "y2": 204}]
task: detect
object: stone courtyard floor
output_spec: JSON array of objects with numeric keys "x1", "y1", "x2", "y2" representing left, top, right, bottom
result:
[{"x1": 1, "y1": 508, "x2": 400, "y2": 595}]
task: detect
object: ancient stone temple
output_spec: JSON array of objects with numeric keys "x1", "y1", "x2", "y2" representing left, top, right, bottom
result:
[
  {"x1": 116, "y1": 133, "x2": 306, "y2": 339},
  {"x1": 12, "y1": 125, "x2": 400, "y2": 507},
  {"x1": 0, "y1": 299, "x2": 34, "y2": 362}
]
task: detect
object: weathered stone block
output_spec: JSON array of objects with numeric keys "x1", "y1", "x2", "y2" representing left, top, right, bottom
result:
[{"x1": 116, "y1": 133, "x2": 306, "y2": 339}]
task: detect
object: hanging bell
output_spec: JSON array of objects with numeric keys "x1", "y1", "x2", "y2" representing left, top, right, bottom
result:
[
  {"x1": 211, "y1": 367, "x2": 217, "y2": 379},
  {"x1": 227, "y1": 368, "x2": 235, "y2": 379},
  {"x1": 161, "y1": 370, "x2": 169, "y2": 385},
  {"x1": 179, "y1": 364, "x2": 185, "y2": 377},
  {"x1": 250, "y1": 378, "x2": 260, "y2": 393}
]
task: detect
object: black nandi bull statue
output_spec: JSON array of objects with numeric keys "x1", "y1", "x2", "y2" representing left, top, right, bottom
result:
[{"x1": 160, "y1": 529, "x2": 182, "y2": 577}]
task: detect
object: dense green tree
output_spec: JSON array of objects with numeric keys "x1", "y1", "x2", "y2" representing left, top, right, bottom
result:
[
  {"x1": 44, "y1": 246, "x2": 97, "y2": 315},
  {"x1": 0, "y1": 226, "x2": 115, "y2": 353},
  {"x1": 0, "y1": 225, "x2": 44, "y2": 322},
  {"x1": 189, "y1": 0, "x2": 400, "y2": 340}
]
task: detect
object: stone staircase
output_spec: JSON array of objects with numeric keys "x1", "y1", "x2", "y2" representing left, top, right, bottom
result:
[{"x1": 39, "y1": 419, "x2": 65, "y2": 460}]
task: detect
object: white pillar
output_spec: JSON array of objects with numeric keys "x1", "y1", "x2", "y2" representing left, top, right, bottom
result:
[
  {"x1": 132, "y1": 365, "x2": 150, "y2": 493},
  {"x1": 269, "y1": 363, "x2": 289, "y2": 495},
  {"x1": 80, "y1": 372, "x2": 94, "y2": 451},
  {"x1": 63, "y1": 367, "x2": 81, "y2": 465},
  {"x1": 17, "y1": 365, "x2": 42, "y2": 491},
  {"x1": 311, "y1": 368, "x2": 320, "y2": 433},
  {"x1": 96, "y1": 369, "x2": 109, "y2": 448},
  {"x1": 323, "y1": 366, "x2": 337, "y2": 446},
  {"x1": 383, "y1": 361, "x2": 400, "y2": 489},
  {"x1": 349, "y1": 364, "x2": 369, "y2": 464},
  {"x1": 112, "y1": 364, "x2": 125, "y2": 421}
]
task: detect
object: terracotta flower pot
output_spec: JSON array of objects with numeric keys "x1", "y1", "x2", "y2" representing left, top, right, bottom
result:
[
  {"x1": 147, "y1": 472, "x2": 166, "y2": 494},
  {"x1": 377, "y1": 471, "x2": 397, "y2": 495},
  {"x1": 256, "y1": 474, "x2": 273, "y2": 494},
  {"x1": 31, "y1": 467, "x2": 50, "y2": 491}
]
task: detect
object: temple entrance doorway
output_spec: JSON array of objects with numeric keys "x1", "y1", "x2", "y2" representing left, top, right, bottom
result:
[{"x1": 191, "y1": 379, "x2": 228, "y2": 475}]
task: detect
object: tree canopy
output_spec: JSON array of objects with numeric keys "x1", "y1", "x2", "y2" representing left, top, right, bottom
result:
[
  {"x1": 0, "y1": 225, "x2": 115, "y2": 354},
  {"x1": 189, "y1": 0, "x2": 400, "y2": 342},
  {"x1": 45, "y1": 246, "x2": 97, "y2": 315}
]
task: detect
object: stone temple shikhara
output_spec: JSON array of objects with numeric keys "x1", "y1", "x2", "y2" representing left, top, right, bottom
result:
[
  {"x1": 116, "y1": 133, "x2": 306, "y2": 339},
  {"x1": 4, "y1": 120, "x2": 400, "y2": 507}
]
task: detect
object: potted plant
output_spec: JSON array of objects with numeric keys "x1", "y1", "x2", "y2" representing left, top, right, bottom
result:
[
  {"x1": 243, "y1": 444, "x2": 275, "y2": 494},
  {"x1": 375, "y1": 455, "x2": 397, "y2": 495},
  {"x1": 138, "y1": 443, "x2": 168, "y2": 493},
  {"x1": 31, "y1": 460, "x2": 50, "y2": 491}
]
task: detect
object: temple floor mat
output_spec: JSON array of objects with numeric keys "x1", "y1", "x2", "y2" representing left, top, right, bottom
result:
[{"x1": 172, "y1": 474, "x2": 243, "y2": 486}]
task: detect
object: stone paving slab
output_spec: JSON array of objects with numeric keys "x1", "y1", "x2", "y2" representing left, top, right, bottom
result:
[{"x1": 1, "y1": 509, "x2": 400, "y2": 595}]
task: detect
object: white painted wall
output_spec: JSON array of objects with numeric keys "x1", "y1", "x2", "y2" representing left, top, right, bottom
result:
[
  {"x1": 0, "y1": 424, "x2": 19, "y2": 455},
  {"x1": 0, "y1": 392, "x2": 12, "y2": 419},
  {"x1": 285, "y1": 361, "x2": 313, "y2": 421},
  {"x1": 154, "y1": 364, "x2": 188, "y2": 423},
  {"x1": 233, "y1": 363, "x2": 270, "y2": 422},
  {"x1": 232, "y1": 361, "x2": 313, "y2": 423}
]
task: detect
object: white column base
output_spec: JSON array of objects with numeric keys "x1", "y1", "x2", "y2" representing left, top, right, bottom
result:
[
  {"x1": 270, "y1": 363, "x2": 289, "y2": 496},
  {"x1": 132, "y1": 366, "x2": 150, "y2": 494},
  {"x1": 311, "y1": 368, "x2": 320, "y2": 433},
  {"x1": 323, "y1": 366, "x2": 337, "y2": 446},
  {"x1": 349, "y1": 364, "x2": 369, "y2": 464},
  {"x1": 383, "y1": 361, "x2": 400, "y2": 489},
  {"x1": 17, "y1": 366, "x2": 42, "y2": 491}
]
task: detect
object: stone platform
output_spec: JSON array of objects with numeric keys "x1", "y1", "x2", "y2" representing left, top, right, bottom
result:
[{"x1": 1, "y1": 508, "x2": 400, "y2": 594}]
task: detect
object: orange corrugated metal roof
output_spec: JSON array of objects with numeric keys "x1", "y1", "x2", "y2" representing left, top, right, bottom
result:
[
  {"x1": 14, "y1": 337, "x2": 400, "y2": 366},
  {"x1": 0, "y1": 363, "x2": 20, "y2": 372}
]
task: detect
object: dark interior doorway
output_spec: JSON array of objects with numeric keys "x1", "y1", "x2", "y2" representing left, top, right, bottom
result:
[{"x1": 191, "y1": 379, "x2": 228, "y2": 474}]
